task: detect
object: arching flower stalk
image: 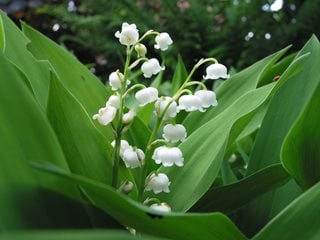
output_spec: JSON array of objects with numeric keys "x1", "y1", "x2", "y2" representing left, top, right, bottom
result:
[{"x1": 92, "y1": 23, "x2": 228, "y2": 211}]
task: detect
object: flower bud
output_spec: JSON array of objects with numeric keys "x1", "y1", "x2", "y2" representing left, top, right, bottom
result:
[
  {"x1": 155, "y1": 96, "x2": 178, "y2": 119},
  {"x1": 194, "y1": 90, "x2": 218, "y2": 108},
  {"x1": 152, "y1": 146, "x2": 184, "y2": 167},
  {"x1": 154, "y1": 32, "x2": 173, "y2": 51},
  {"x1": 163, "y1": 124, "x2": 187, "y2": 143},
  {"x1": 119, "y1": 180, "x2": 134, "y2": 194},
  {"x1": 141, "y1": 58, "x2": 165, "y2": 78},
  {"x1": 92, "y1": 106, "x2": 117, "y2": 126},
  {"x1": 150, "y1": 202, "x2": 171, "y2": 212},
  {"x1": 111, "y1": 140, "x2": 131, "y2": 158},
  {"x1": 106, "y1": 95, "x2": 121, "y2": 109},
  {"x1": 204, "y1": 63, "x2": 229, "y2": 80},
  {"x1": 122, "y1": 109, "x2": 136, "y2": 124},
  {"x1": 135, "y1": 87, "x2": 158, "y2": 106},
  {"x1": 115, "y1": 22, "x2": 139, "y2": 46},
  {"x1": 145, "y1": 173, "x2": 170, "y2": 194},
  {"x1": 122, "y1": 147, "x2": 145, "y2": 169},
  {"x1": 178, "y1": 95, "x2": 204, "y2": 112},
  {"x1": 134, "y1": 43, "x2": 147, "y2": 57}
]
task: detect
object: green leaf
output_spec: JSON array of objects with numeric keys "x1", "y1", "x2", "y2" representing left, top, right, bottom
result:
[
  {"x1": 0, "y1": 11, "x2": 51, "y2": 109},
  {"x1": 281, "y1": 78, "x2": 320, "y2": 190},
  {"x1": 21, "y1": 22, "x2": 151, "y2": 150},
  {"x1": 33, "y1": 163, "x2": 247, "y2": 240},
  {"x1": 171, "y1": 55, "x2": 188, "y2": 94},
  {"x1": 258, "y1": 51, "x2": 296, "y2": 87},
  {"x1": 240, "y1": 35, "x2": 320, "y2": 236},
  {"x1": 183, "y1": 46, "x2": 290, "y2": 134},
  {"x1": 21, "y1": 22, "x2": 114, "y2": 141},
  {"x1": 0, "y1": 230, "x2": 164, "y2": 240},
  {"x1": 47, "y1": 73, "x2": 112, "y2": 184},
  {"x1": 160, "y1": 83, "x2": 276, "y2": 212},
  {"x1": 0, "y1": 52, "x2": 88, "y2": 229},
  {"x1": 191, "y1": 164, "x2": 290, "y2": 213},
  {"x1": 253, "y1": 181, "x2": 320, "y2": 240}
]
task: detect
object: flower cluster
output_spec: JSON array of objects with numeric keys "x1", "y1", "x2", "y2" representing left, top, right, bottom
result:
[{"x1": 92, "y1": 22, "x2": 228, "y2": 212}]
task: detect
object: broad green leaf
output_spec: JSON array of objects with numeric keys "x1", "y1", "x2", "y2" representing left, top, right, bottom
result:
[
  {"x1": 240, "y1": 35, "x2": 320, "y2": 236},
  {"x1": 191, "y1": 164, "x2": 290, "y2": 213},
  {"x1": 236, "y1": 103, "x2": 268, "y2": 141},
  {"x1": 281, "y1": 79, "x2": 320, "y2": 190},
  {"x1": 21, "y1": 22, "x2": 114, "y2": 141},
  {"x1": 0, "y1": 53, "x2": 88, "y2": 229},
  {"x1": 183, "y1": 46, "x2": 290, "y2": 134},
  {"x1": 47, "y1": 73, "x2": 112, "y2": 184},
  {"x1": 0, "y1": 230, "x2": 164, "y2": 240},
  {"x1": 258, "y1": 51, "x2": 296, "y2": 87},
  {"x1": 160, "y1": 83, "x2": 276, "y2": 212},
  {"x1": 32, "y1": 163, "x2": 247, "y2": 240},
  {"x1": 171, "y1": 55, "x2": 188, "y2": 94},
  {"x1": 253, "y1": 181, "x2": 320, "y2": 240},
  {"x1": 0, "y1": 11, "x2": 50, "y2": 109}
]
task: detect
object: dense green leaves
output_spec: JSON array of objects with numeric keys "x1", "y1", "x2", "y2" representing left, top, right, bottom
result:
[
  {"x1": 281, "y1": 79, "x2": 320, "y2": 190},
  {"x1": 32, "y1": 163, "x2": 246, "y2": 240},
  {"x1": 240, "y1": 35, "x2": 320, "y2": 236},
  {"x1": 21, "y1": 21, "x2": 114, "y2": 141},
  {"x1": 47, "y1": 73, "x2": 112, "y2": 184},
  {"x1": 0, "y1": 11, "x2": 51, "y2": 109},
  {"x1": 253, "y1": 182, "x2": 320, "y2": 240},
  {"x1": 0, "y1": 52, "x2": 88, "y2": 229},
  {"x1": 0, "y1": 230, "x2": 164, "y2": 240},
  {"x1": 192, "y1": 164, "x2": 290, "y2": 213}
]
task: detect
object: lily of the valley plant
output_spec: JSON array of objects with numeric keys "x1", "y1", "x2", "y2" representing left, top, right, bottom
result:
[{"x1": 93, "y1": 22, "x2": 228, "y2": 212}]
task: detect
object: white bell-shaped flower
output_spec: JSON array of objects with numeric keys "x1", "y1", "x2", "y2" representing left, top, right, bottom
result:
[
  {"x1": 135, "y1": 87, "x2": 158, "y2": 106},
  {"x1": 122, "y1": 109, "x2": 136, "y2": 124},
  {"x1": 141, "y1": 58, "x2": 165, "y2": 78},
  {"x1": 106, "y1": 95, "x2": 120, "y2": 109},
  {"x1": 122, "y1": 147, "x2": 145, "y2": 169},
  {"x1": 111, "y1": 140, "x2": 131, "y2": 158},
  {"x1": 152, "y1": 146, "x2": 184, "y2": 167},
  {"x1": 145, "y1": 173, "x2": 170, "y2": 194},
  {"x1": 163, "y1": 124, "x2": 187, "y2": 143},
  {"x1": 108, "y1": 71, "x2": 130, "y2": 91},
  {"x1": 204, "y1": 63, "x2": 229, "y2": 80},
  {"x1": 108, "y1": 71, "x2": 122, "y2": 90},
  {"x1": 115, "y1": 22, "x2": 139, "y2": 46},
  {"x1": 178, "y1": 95, "x2": 204, "y2": 112},
  {"x1": 92, "y1": 106, "x2": 117, "y2": 126},
  {"x1": 154, "y1": 32, "x2": 173, "y2": 51},
  {"x1": 155, "y1": 96, "x2": 178, "y2": 119},
  {"x1": 150, "y1": 202, "x2": 171, "y2": 212},
  {"x1": 195, "y1": 90, "x2": 218, "y2": 108}
]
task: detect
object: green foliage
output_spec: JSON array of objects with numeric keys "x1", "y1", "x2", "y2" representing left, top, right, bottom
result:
[
  {"x1": 13, "y1": 0, "x2": 320, "y2": 78},
  {"x1": 0, "y1": 9, "x2": 320, "y2": 240}
]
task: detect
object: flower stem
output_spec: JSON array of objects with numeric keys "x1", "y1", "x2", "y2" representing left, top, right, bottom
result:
[
  {"x1": 185, "y1": 81, "x2": 207, "y2": 90},
  {"x1": 138, "y1": 116, "x2": 163, "y2": 201},
  {"x1": 112, "y1": 46, "x2": 133, "y2": 188}
]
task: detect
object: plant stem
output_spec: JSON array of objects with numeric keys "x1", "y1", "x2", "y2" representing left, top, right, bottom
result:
[
  {"x1": 112, "y1": 46, "x2": 132, "y2": 188},
  {"x1": 138, "y1": 117, "x2": 163, "y2": 201},
  {"x1": 136, "y1": 57, "x2": 217, "y2": 198}
]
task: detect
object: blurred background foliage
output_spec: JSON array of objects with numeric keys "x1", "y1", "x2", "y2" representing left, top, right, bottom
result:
[{"x1": 1, "y1": 0, "x2": 319, "y2": 79}]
